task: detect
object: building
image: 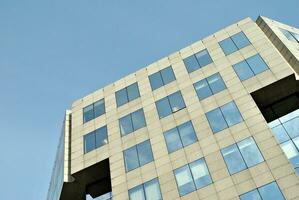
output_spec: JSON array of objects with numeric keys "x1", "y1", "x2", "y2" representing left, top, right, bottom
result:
[{"x1": 47, "y1": 16, "x2": 299, "y2": 200}]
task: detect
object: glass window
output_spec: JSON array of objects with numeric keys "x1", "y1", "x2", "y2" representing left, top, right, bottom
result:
[
  {"x1": 233, "y1": 60, "x2": 254, "y2": 81},
  {"x1": 238, "y1": 137, "x2": 264, "y2": 167},
  {"x1": 178, "y1": 121, "x2": 197, "y2": 146},
  {"x1": 156, "y1": 98, "x2": 172, "y2": 118},
  {"x1": 94, "y1": 99, "x2": 105, "y2": 118},
  {"x1": 283, "y1": 117, "x2": 299, "y2": 138},
  {"x1": 258, "y1": 182, "x2": 285, "y2": 200},
  {"x1": 206, "y1": 108, "x2": 228, "y2": 133},
  {"x1": 231, "y1": 31, "x2": 250, "y2": 49},
  {"x1": 137, "y1": 140, "x2": 154, "y2": 166},
  {"x1": 168, "y1": 92, "x2": 186, "y2": 112},
  {"x1": 83, "y1": 104, "x2": 94, "y2": 123},
  {"x1": 116, "y1": 83, "x2": 140, "y2": 107},
  {"x1": 119, "y1": 115, "x2": 133, "y2": 136},
  {"x1": 240, "y1": 189, "x2": 261, "y2": 200},
  {"x1": 95, "y1": 126, "x2": 108, "y2": 148},
  {"x1": 161, "y1": 66, "x2": 176, "y2": 85},
  {"x1": 183, "y1": 55, "x2": 200, "y2": 73},
  {"x1": 195, "y1": 49, "x2": 213, "y2": 67},
  {"x1": 246, "y1": 54, "x2": 268, "y2": 75},
  {"x1": 164, "y1": 128, "x2": 182, "y2": 153},
  {"x1": 194, "y1": 79, "x2": 212, "y2": 100},
  {"x1": 222, "y1": 144, "x2": 247, "y2": 174},
  {"x1": 189, "y1": 159, "x2": 212, "y2": 189},
  {"x1": 221, "y1": 101, "x2": 243, "y2": 127},
  {"x1": 131, "y1": 109, "x2": 146, "y2": 131},
  {"x1": 207, "y1": 73, "x2": 226, "y2": 94},
  {"x1": 280, "y1": 28, "x2": 297, "y2": 42},
  {"x1": 281, "y1": 141, "x2": 299, "y2": 167},
  {"x1": 156, "y1": 91, "x2": 186, "y2": 119},
  {"x1": 219, "y1": 37, "x2": 238, "y2": 55},
  {"x1": 291, "y1": 31, "x2": 299, "y2": 42},
  {"x1": 271, "y1": 125, "x2": 290, "y2": 143},
  {"x1": 124, "y1": 146, "x2": 139, "y2": 172},
  {"x1": 174, "y1": 158, "x2": 212, "y2": 196},
  {"x1": 174, "y1": 165, "x2": 196, "y2": 196},
  {"x1": 127, "y1": 83, "x2": 140, "y2": 101},
  {"x1": 129, "y1": 178, "x2": 162, "y2": 200},
  {"x1": 149, "y1": 72, "x2": 163, "y2": 90},
  {"x1": 84, "y1": 132, "x2": 96, "y2": 153}
]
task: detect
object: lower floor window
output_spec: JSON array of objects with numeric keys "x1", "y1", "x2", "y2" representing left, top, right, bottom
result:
[
  {"x1": 129, "y1": 178, "x2": 162, "y2": 200},
  {"x1": 240, "y1": 182, "x2": 285, "y2": 200}
]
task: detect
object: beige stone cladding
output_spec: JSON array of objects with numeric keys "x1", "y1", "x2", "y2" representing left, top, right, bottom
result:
[{"x1": 69, "y1": 17, "x2": 299, "y2": 200}]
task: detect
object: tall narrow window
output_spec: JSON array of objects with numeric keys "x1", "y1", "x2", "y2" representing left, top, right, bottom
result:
[
  {"x1": 116, "y1": 83, "x2": 140, "y2": 107},
  {"x1": 149, "y1": 66, "x2": 176, "y2": 90},
  {"x1": 183, "y1": 49, "x2": 213, "y2": 73},
  {"x1": 83, "y1": 99, "x2": 105, "y2": 123}
]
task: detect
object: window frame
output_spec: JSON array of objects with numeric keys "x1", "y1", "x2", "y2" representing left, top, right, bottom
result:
[
  {"x1": 116, "y1": 82, "x2": 140, "y2": 107},
  {"x1": 149, "y1": 66, "x2": 176, "y2": 91},
  {"x1": 183, "y1": 49, "x2": 213, "y2": 73},
  {"x1": 219, "y1": 31, "x2": 250, "y2": 55},
  {"x1": 128, "y1": 178, "x2": 162, "y2": 200},
  {"x1": 119, "y1": 108, "x2": 146, "y2": 136},
  {"x1": 83, "y1": 125, "x2": 108, "y2": 154},
  {"x1": 83, "y1": 99, "x2": 105, "y2": 123}
]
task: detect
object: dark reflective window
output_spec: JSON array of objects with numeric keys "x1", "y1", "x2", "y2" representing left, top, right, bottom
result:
[
  {"x1": 124, "y1": 140, "x2": 154, "y2": 172},
  {"x1": 116, "y1": 83, "x2": 140, "y2": 107},
  {"x1": 194, "y1": 73, "x2": 226, "y2": 100},
  {"x1": 183, "y1": 49, "x2": 212, "y2": 73},
  {"x1": 83, "y1": 99, "x2": 105, "y2": 123},
  {"x1": 219, "y1": 31, "x2": 250, "y2": 55},
  {"x1": 84, "y1": 125, "x2": 108, "y2": 153},
  {"x1": 240, "y1": 182, "x2": 285, "y2": 200},
  {"x1": 174, "y1": 158, "x2": 212, "y2": 196},
  {"x1": 233, "y1": 54, "x2": 269, "y2": 81},
  {"x1": 156, "y1": 91, "x2": 186, "y2": 119},
  {"x1": 119, "y1": 109, "x2": 146, "y2": 136},
  {"x1": 221, "y1": 137, "x2": 264, "y2": 174},
  {"x1": 164, "y1": 121, "x2": 197, "y2": 153},
  {"x1": 183, "y1": 55, "x2": 200, "y2": 73},
  {"x1": 129, "y1": 178, "x2": 162, "y2": 200},
  {"x1": 84, "y1": 133, "x2": 96, "y2": 153},
  {"x1": 149, "y1": 66, "x2": 176, "y2": 91}
]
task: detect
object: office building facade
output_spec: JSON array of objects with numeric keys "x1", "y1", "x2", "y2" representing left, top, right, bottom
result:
[{"x1": 48, "y1": 16, "x2": 299, "y2": 200}]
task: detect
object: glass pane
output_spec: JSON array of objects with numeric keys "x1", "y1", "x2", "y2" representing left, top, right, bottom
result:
[
  {"x1": 127, "y1": 83, "x2": 140, "y2": 101},
  {"x1": 129, "y1": 185, "x2": 145, "y2": 200},
  {"x1": 83, "y1": 104, "x2": 94, "y2": 123},
  {"x1": 231, "y1": 32, "x2": 250, "y2": 49},
  {"x1": 116, "y1": 88, "x2": 128, "y2": 107},
  {"x1": 279, "y1": 109, "x2": 299, "y2": 123},
  {"x1": 233, "y1": 60, "x2": 254, "y2": 81},
  {"x1": 219, "y1": 37, "x2": 238, "y2": 55},
  {"x1": 183, "y1": 55, "x2": 200, "y2": 73},
  {"x1": 206, "y1": 108, "x2": 228, "y2": 133},
  {"x1": 178, "y1": 121, "x2": 197, "y2": 147},
  {"x1": 149, "y1": 72, "x2": 163, "y2": 90},
  {"x1": 291, "y1": 31, "x2": 299, "y2": 41},
  {"x1": 84, "y1": 132, "x2": 95, "y2": 153},
  {"x1": 164, "y1": 127, "x2": 183, "y2": 153},
  {"x1": 156, "y1": 98, "x2": 172, "y2": 119},
  {"x1": 221, "y1": 101, "x2": 243, "y2": 127},
  {"x1": 293, "y1": 136, "x2": 299, "y2": 149},
  {"x1": 283, "y1": 117, "x2": 299, "y2": 138},
  {"x1": 189, "y1": 159, "x2": 212, "y2": 189},
  {"x1": 124, "y1": 146, "x2": 139, "y2": 172},
  {"x1": 240, "y1": 189, "x2": 262, "y2": 200},
  {"x1": 271, "y1": 125, "x2": 290, "y2": 143},
  {"x1": 119, "y1": 115, "x2": 133, "y2": 136},
  {"x1": 95, "y1": 126, "x2": 108, "y2": 148},
  {"x1": 246, "y1": 54, "x2": 268, "y2": 75},
  {"x1": 137, "y1": 140, "x2": 154, "y2": 166},
  {"x1": 258, "y1": 182, "x2": 285, "y2": 200},
  {"x1": 168, "y1": 92, "x2": 186, "y2": 112},
  {"x1": 280, "y1": 28, "x2": 297, "y2": 42},
  {"x1": 238, "y1": 137, "x2": 264, "y2": 167},
  {"x1": 161, "y1": 66, "x2": 176, "y2": 85},
  {"x1": 207, "y1": 73, "x2": 226, "y2": 94},
  {"x1": 131, "y1": 109, "x2": 146, "y2": 131},
  {"x1": 281, "y1": 141, "x2": 299, "y2": 167},
  {"x1": 174, "y1": 165, "x2": 196, "y2": 196},
  {"x1": 222, "y1": 144, "x2": 247, "y2": 174},
  {"x1": 144, "y1": 178, "x2": 162, "y2": 200},
  {"x1": 195, "y1": 49, "x2": 213, "y2": 67},
  {"x1": 94, "y1": 99, "x2": 105, "y2": 118},
  {"x1": 194, "y1": 79, "x2": 213, "y2": 100}
]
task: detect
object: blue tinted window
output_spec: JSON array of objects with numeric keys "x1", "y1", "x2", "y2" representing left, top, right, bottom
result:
[
  {"x1": 116, "y1": 83, "x2": 140, "y2": 107},
  {"x1": 206, "y1": 108, "x2": 228, "y2": 133},
  {"x1": 129, "y1": 178, "x2": 162, "y2": 200},
  {"x1": 283, "y1": 117, "x2": 299, "y2": 138},
  {"x1": 183, "y1": 55, "x2": 200, "y2": 73},
  {"x1": 280, "y1": 28, "x2": 297, "y2": 42},
  {"x1": 178, "y1": 121, "x2": 197, "y2": 146},
  {"x1": 149, "y1": 66, "x2": 176, "y2": 91},
  {"x1": 222, "y1": 144, "x2": 247, "y2": 174},
  {"x1": 240, "y1": 189, "x2": 261, "y2": 200},
  {"x1": 174, "y1": 158, "x2": 212, "y2": 196},
  {"x1": 156, "y1": 91, "x2": 186, "y2": 119},
  {"x1": 246, "y1": 54, "x2": 268, "y2": 75},
  {"x1": 221, "y1": 102, "x2": 243, "y2": 127},
  {"x1": 258, "y1": 182, "x2": 285, "y2": 200},
  {"x1": 271, "y1": 125, "x2": 290, "y2": 143},
  {"x1": 194, "y1": 79, "x2": 212, "y2": 100},
  {"x1": 124, "y1": 140, "x2": 154, "y2": 172},
  {"x1": 129, "y1": 184, "x2": 145, "y2": 200},
  {"x1": 195, "y1": 49, "x2": 213, "y2": 67},
  {"x1": 156, "y1": 98, "x2": 172, "y2": 118},
  {"x1": 95, "y1": 126, "x2": 108, "y2": 148},
  {"x1": 83, "y1": 99, "x2": 106, "y2": 123},
  {"x1": 83, "y1": 104, "x2": 94, "y2": 123},
  {"x1": 94, "y1": 99, "x2": 105, "y2": 118},
  {"x1": 164, "y1": 128, "x2": 183, "y2": 153},
  {"x1": 281, "y1": 141, "x2": 299, "y2": 167},
  {"x1": 219, "y1": 38, "x2": 238, "y2": 55},
  {"x1": 207, "y1": 73, "x2": 226, "y2": 94},
  {"x1": 119, "y1": 114, "x2": 133, "y2": 136},
  {"x1": 233, "y1": 60, "x2": 254, "y2": 81},
  {"x1": 84, "y1": 132, "x2": 96, "y2": 153},
  {"x1": 231, "y1": 32, "x2": 250, "y2": 49},
  {"x1": 131, "y1": 109, "x2": 146, "y2": 131},
  {"x1": 238, "y1": 137, "x2": 264, "y2": 167}
]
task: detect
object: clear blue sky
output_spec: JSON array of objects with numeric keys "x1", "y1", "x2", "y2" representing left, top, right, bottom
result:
[{"x1": 0, "y1": 0, "x2": 298, "y2": 199}]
